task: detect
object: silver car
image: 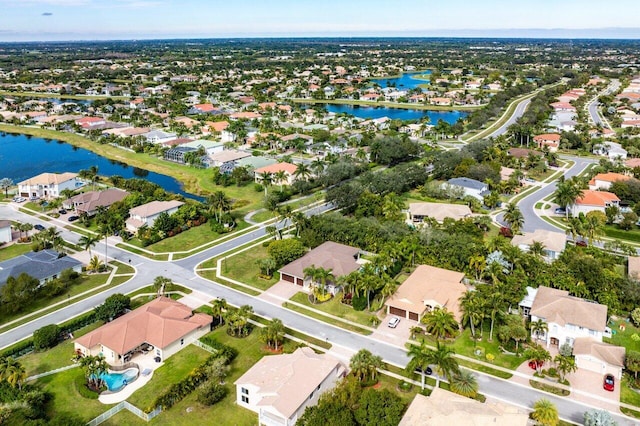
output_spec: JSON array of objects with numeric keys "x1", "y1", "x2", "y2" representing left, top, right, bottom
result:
[{"x1": 388, "y1": 316, "x2": 400, "y2": 328}]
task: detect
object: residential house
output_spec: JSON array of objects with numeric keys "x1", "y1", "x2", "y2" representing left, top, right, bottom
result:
[
  {"x1": 399, "y1": 389, "x2": 528, "y2": 426},
  {"x1": 75, "y1": 116, "x2": 106, "y2": 129},
  {"x1": 408, "y1": 202, "x2": 472, "y2": 224},
  {"x1": 0, "y1": 250, "x2": 82, "y2": 285},
  {"x1": 144, "y1": 130, "x2": 177, "y2": 144},
  {"x1": 511, "y1": 229, "x2": 566, "y2": 260},
  {"x1": 550, "y1": 102, "x2": 577, "y2": 113},
  {"x1": 588, "y1": 172, "x2": 632, "y2": 191},
  {"x1": 235, "y1": 156, "x2": 278, "y2": 173},
  {"x1": 533, "y1": 133, "x2": 561, "y2": 152},
  {"x1": 593, "y1": 142, "x2": 628, "y2": 160},
  {"x1": 385, "y1": 265, "x2": 466, "y2": 323},
  {"x1": 0, "y1": 220, "x2": 12, "y2": 244},
  {"x1": 206, "y1": 149, "x2": 252, "y2": 172},
  {"x1": 628, "y1": 256, "x2": 640, "y2": 279},
  {"x1": 234, "y1": 347, "x2": 346, "y2": 426},
  {"x1": 125, "y1": 200, "x2": 185, "y2": 232},
  {"x1": 573, "y1": 337, "x2": 625, "y2": 379},
  {"x1": 74, "y1": 297, "x2": 212, "y2": 365},
  {"x1": 63, "y1": 188, "x2": 130, "y2": 216},
  {"x1": 445, "y1": 177, "x2": 489, "y2": 201},
  {"x1": 182, "y1": 139, "x2": 225, "y2": 155},
  {"x1": 254, "y1": 162, "x2": 298, "y2": 186},
  {"x1": 569, "y1": 190, "x2": 620, "y2": 217},
  {"x1": 18, "y1": 172, "x2": 80, "y2": 199},
  {"x1": 525, "y1": 286, "x2": 608, "y2": 348},
  {"x1": 188, "y1": 103, "x2": 219, "y2": 115},
  {"x1": 278, "y1": 241, "x2": 362, "y2": 295}
]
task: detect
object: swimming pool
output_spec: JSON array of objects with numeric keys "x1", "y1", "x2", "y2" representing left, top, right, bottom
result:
[{"x1": 100, "y1": 368, "x2": 139, "y2": 392}]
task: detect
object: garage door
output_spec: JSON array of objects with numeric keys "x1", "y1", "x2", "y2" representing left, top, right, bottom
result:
[
  {"x1": 282, "y1": 274, "x2": 295, "y2": 283},
  {"x1": 409, "y1": 312, "x2": 419, "y2": 321},
  {"x1": 389, "y1": 307, "x2": 406, "y2": 318}
]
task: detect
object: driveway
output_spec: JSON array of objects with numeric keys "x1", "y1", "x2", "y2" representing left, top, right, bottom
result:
[
  {"x1": 258, "y1": 280, "x2": 301, "y2": 305},
  {"x1": 370, "y1": 314, "x2": 413, "y2": 348},
  {"x1": 566, "y1": 368, "x2": 621, "y2": 412}
]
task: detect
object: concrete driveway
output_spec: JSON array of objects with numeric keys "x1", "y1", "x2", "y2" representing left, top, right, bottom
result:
[
  {"x1": 566, "y1": 368, "x2": 621, "y2": 412},
  {"x1": 370, "y1": 314, "x2": 413, "y2": 348},
  {"x1": 258, "y1": 280, "x2": 301, "y2": 304}
]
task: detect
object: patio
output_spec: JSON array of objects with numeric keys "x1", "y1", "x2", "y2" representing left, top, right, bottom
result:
[{"x1": 99, "y1": 351, "x2": 164, "y2": 404}]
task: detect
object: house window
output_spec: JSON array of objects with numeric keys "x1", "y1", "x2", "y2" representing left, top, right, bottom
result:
[
  {"x1": 180, "y1": 339, "x2": 184, "y2": 345},
  {"x1": 241, "y1": 388, "x2": 249, "y2": 395},
  {"x1": 241, "y1": 395, "x2": 249, "y2": 404},
  {"x1": 317, "y1": 384, "x2": 321, "y2": 391},
  {"x1": 309, "y1": 391, "x2": 314, "y2": 400}
]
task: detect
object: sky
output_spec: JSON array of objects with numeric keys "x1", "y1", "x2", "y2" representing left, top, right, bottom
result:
[{"x1": 0, "y1": 0, "x2": 639, "y2": 42}]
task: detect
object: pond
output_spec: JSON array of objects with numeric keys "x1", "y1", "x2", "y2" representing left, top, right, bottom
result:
[
  {"x1": 325, "y1": 104, "x2": 467, "y2": 124},
  {"x1": 370, "y1": 71, "x2": 431, "y2": 89},
  {"x1": 0, "y1": 132, "x2": 202, "y2": 201}
]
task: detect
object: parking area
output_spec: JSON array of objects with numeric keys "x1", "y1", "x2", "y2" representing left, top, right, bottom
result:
[
  {"x1": 566, "y1": 368, "x2": 621, "y2": 411},
  {"x1": 370, "y1": 314, "x2": 413, "y2": 347}
]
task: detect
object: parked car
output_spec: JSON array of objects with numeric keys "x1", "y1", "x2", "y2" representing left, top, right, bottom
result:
[
  {"x1": 68, "y1": 215, "x2": 79, "y2": 222},
  {"x1": 12, "y1": 196, "x2": 26, "y2": 203},
  {"x1": 603, "y1": 374, "x2": 615, "y2": 392},
  {"x1": 415, "y1": 366, "x2": 433, "y2": 375},
  {"x1": 58, "y1": 209, "x2": 67, "y2": 214},
  {"x1": 34, "y1": 224, "x2": 45, "y2": 231},
  {"x1": 554, "y1": 208, "x2": 565, "y2": 214},
  {"x1": 388, "y1": 316, "x2": 400, "y2": 328},
  {"x1": 576, "y1": 240, "x2": 588, "y2": 247}
]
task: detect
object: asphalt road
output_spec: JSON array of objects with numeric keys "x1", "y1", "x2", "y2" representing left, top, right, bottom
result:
[
  {"x1": 488, "y1": 96, "x2": 534, "y2": 138},
  {"x1": 586, "y1": 79, "x2": 620, "y2": 129}
]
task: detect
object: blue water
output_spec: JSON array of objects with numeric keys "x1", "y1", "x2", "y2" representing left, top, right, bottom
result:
[
  {"x1": 100, "y1": 368, "x2": 138, "y2": 392},
  {"x1": 0, "y1": 132, "x2": 202, "y2": 201},
  {"x1": 370, "y1": 71, "x2": 431, "y2": 89},
  {"x1": 325, "y1": 104, "x2": 467, "y2": 124}
]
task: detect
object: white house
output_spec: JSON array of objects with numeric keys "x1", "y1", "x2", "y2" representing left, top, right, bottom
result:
[
  {"x1": 234, "y1": 347, "x2": 346, "y2": 426},
  {"x1": 588, "y1": 172, "x2": 631, "y2": 191},
  {"x1": 511, "y1": 230, "x2": 566, "y2": 261},
  {"x1": 18, "y1": 172, "x2": 80, "y2": 199},
  {"x1": 0, "y1": 220, "x2": 12, "y2": 244},
  {"x1": 593, "y1": 142, "x2": 628, "y2": 160},
  {"x1": 569, "y1": 190, "x2": 620, "y2": 217},
  {"x1": 408, "y1": 202, "x2": 472, "y2": 224},
  {"x1": 445, "y1": 177, "x2": 489, "y2": 201},
  {"x1": 573, "y1": 337, "x2": 625, "y2": 379},
  {"x1": 125, "y1": 200, "x2": 184, "y2": 232},
  {"x1": 526, "y1": 286, "x2": 608, "y2": 348}
]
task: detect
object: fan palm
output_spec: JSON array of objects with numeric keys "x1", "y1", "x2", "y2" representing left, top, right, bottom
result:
[{"x1": 450, "y1": 370, "x2": 478, "y2": 398}]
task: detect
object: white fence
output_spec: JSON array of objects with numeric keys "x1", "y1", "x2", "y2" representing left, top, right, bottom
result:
[{"x1": 86, "y1": 401, "x2": 161, "y2": 425}]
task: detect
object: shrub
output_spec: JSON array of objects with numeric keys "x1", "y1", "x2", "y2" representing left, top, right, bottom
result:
[
  {"x1": 0, "y1": 339, "x2": 34, "y2": 358},
  {"x1": 352, "y1": 294, "x2": 367, "y2": 311},
  {"x1": 33, "y1": 324, "x2": 60, "y2": 351},
  {"x1": 559, "y1": 342, "x2": 573, "y2": 357},
  {"x1": 74, "y1": 373, "x2": 100, "y2": 400},
  {"x1": 267, "y1": 239, "x2": 306, "y2": 266},
  {"x1": 632, "y1": 308, "x2": 640, "y2": 327},
  {"x1": 197, "y1": 382, "x2": 228, "y2": 406}
]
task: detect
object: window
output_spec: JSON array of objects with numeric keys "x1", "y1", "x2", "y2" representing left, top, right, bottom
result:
[
  {"x1": 309, "y1": 392, "x2": 314, "y2": 400},
  {"x1": 241, "y1": 388, "x2": 249, "y2": 395},
  {"x1": 180, "y1": 338, "x2": 184, "y2": 345},
  {"x1": 241, "y1": 396, "x2": 249, "y2": 404},
  {"x1": 317, "y1": 384, "x2": 321, "y2": 391}
]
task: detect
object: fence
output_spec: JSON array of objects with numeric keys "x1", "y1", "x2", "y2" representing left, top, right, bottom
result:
[
  {"x1": 86, "y1": 401, "x2": 162, "y2": 425},
  {"x1": 192, "y1": 339, "x2": 217, "y2": 354},
  {"x1": 26, "y1": 364, "x2": 79, "y2": 382}
]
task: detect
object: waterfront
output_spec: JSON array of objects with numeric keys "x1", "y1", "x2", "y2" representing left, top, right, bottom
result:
[
  {"x1": 0, "y1": 132, "x2": 200, "y2": 200},
  {"x1": 370, "y1": 71, "x2": 431, "y2": 89},
  {"x1": 325, "y1": 103, "x2": 467, "y2": 123}
]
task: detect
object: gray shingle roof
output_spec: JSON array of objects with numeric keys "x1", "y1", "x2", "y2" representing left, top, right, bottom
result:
[
  {"x1": 0, "y1": 250, "x2": 82, "y2": 285},
  {"x1": 447, "y1": 177, "x2": 487, "y2": 191}
]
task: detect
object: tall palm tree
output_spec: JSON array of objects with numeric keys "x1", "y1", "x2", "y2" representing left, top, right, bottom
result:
[
  {"x1": 553, "y1": 177, "x2": 583, "y2": 219},
  {"x1": 583, "y1": 212, "x2": 605, "y2": 245},
  {"x1": 350, "y1": 349, "x2": 382, "y2": 382},
  {"x1": 503, "y1": 203, "x2": 524, "y2": 235},
  {"x1": 98, "y1": 223, "x2": 112, "y2": 263},
  {"x1": 315, "y1": 267, "x2": 335, "y2": 298},
  {"x1": 565, "y1": 216, "x2": 584, "y2": 242},
  {"x1": 303, "y1": 265, "x2": 320, "y2": 301},
  {"x1": 406, "y1": 340, "x2": 432, "y2": 390},
  {"x1": 211, "y1": 298, "x2": 227, "y2": 326},
  {"x1": 459, "y1": 292, "x2": 483, "y2": 339},
  {"x1": 293, "y1": 163, "x2": 312, "y2": 182},
  {"x1": 259, "y1": 172, "x2": 273, "y2": 196},
  {"x1": 311, "y1": 158, "x2": 325, "y2": 176},
  {"x1": 0, "y1": 177, "x2": 13, "y2": 199},
  {"x1": 427, "y1": 342, "x2": 460, "y2": 389},
  {"x1": 153, "y1": 276, "x2": 172, "y2": 297},
  {"x1": 488, "y1": 292, "x2": 504, "y2": 342},
  {"x1": 532, "y1": 398, "x2": 559, "y2": 426},
  {"x1": 78, "y1": 234, "x2": 100, "y2": 258},
  {"x1": 450, "y1": 370, "x2": 478, "y2": 398},
  {"x1": 274, "y1": 170, "x2": 288, "y2": 191},
  {"x1": 261, "y1": 318, "x2": 285, "y2": 351},
  {"x1": 530, "y1": 319, "x2": 548, "y2": 341},
  {"x1": 207, "y1": 191, "x2": 231, "y2": 222},
  {"x1": 422, "y1": 307, "x2": 459, "y2": 341},
  {"x1": 0, "y1": 357, "x2": 26, "y2": 390}
]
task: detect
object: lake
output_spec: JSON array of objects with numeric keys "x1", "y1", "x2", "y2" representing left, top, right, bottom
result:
[
  {"x1": 0, "y1": 132, "x2": 202, "y2": 201},
  {"x1": 325, "y1": 104, "x2": 467, "y2": 124},
  {"x1": 370, "y1": 71, "x2": 431, "y2": 89}
]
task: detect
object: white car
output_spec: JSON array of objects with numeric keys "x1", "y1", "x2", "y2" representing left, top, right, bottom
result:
[
  {"x1": 388, "y1": 316, "x2": 400, "y2": 328},
  {"x1": 13, "y1": 197, "x2": 26, "y2": 203}
]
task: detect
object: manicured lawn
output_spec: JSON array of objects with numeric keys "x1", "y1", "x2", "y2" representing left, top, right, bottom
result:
[
  {"x1": 290, "y1": 291, "x2": 378, "y2": 329},
  {"x1": 603, "y1": 225, "x2": 640, "y2": 244},
  {"x1": 0, "y1": 242, "x2": 32, "y2": 261},
  {"x1": 223, "y1": 243, "x2": 278, "y2": 290},
  {"x1": 604, "y1": 319, "x2": 640, "y2": 352},
  {"x1": 250, "y1": 209, "x2": 278, "y2": 223},
  {"x1": 198, "y1": 270, "x2": 262, "y2": 296},
  {"x1": 620, "y1": 376, "x2": 640, "y2": 408},
  {"x1": 20, "y1": 321, "x2": 104, "y2": 376}
]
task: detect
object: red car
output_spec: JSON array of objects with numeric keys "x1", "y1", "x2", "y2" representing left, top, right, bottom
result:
[
  {"x1": 528, "y1": 360, "x2": 543, "y2": 370},
  {"x1": 603, "y1": 374, "x2": 615, "y2": 392}
]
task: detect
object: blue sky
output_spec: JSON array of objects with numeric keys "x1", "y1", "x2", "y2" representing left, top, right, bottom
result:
[{"x1": 0, "y1": 0, "x2": 638, "y2": 41}]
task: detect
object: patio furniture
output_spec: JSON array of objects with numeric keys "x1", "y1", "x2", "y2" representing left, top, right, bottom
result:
[{"x1": 141, "y1": 368, "x2": 152, "y2": 376}]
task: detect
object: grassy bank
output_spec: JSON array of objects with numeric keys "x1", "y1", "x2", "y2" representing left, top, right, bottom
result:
[{"x1": 289, "y1": 98, "x2": 479, "y2": 111}]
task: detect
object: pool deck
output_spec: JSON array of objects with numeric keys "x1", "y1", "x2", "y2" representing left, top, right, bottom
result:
[{"x1": 99, "y1": 352, "x2": 163, "y2": 404}]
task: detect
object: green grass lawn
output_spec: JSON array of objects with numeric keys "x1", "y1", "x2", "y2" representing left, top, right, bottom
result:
[
  {"x1": 198, "y1": 270, "x2": 262, "y2": 296},
  {"x1": 0, "y1": 242, "x2": 32, "y2": 261},
  {"x1": 290, "y1": 291, "x2": 378, "y2": 329},
  {"x1": 620, "y1": 376, "x2": 640, "y2": 409},
  {"x1": 604, "y1": 319, "x2": 640, "y2": 352},
  {"x1": 603, "y1": 225, "x2": 640, "y2": 244},
  {"x1": 20, "y1": 321, "x2": 104, "y2": 376},
  {"x1": 223, "y1": 244, "x2": 278, "y2": 291},
  {"x1": 250, "y1": 209, "x2": 278, "y2": 223},
  {"x1": 126, "y1": 345, "x2": 211, "y2": 411}
]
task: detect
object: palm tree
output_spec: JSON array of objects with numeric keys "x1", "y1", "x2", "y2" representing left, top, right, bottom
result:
[
  {"x1": 350, "y1": 349, "x2": 382, "y2": 382},
  {"x1": 554, "y1": 354, "x2": 577, "y2": 382},
  {"x1": 259, "y1": 172, "x2": 273, "y2": 196},
  {"x1": 98, "y1": 223, "x2": 112, "y2": 263},
  {"x1": 211, "y1": 298, "x2": 227, "y2": 326},
  {"x1": 524, "y1": 345, "x2": 552, "y2": 374},
  {"x1": 80, "y1": 354, "x2": 109, "y2": 390},
  {"x1": 274, "y1": 170, "x2": 288, "y2": 191},
  {"x1": 427, "y1": 342, "x2": 460, "y2": 389},
  {"x1": 583, "y1": 211, "x2": 605, "y2": 245},
  {"x1": 553, "y1": 177, "x2": 583, "y2": 219},
  {"x1": 532, "y1": 398, "x2": 559, "y2": 426},
  {"x1": 311, "y1": 158, "x2": 325, "y2": 176},
  {"x1": 488, "y1": 292, "x2": 504, "y2": 342},
  {"x1": 459, "y1": 292, "x2": 483, "y2": 339},
  {"x1": 530, "y1": 319, "x2": 548, "y2": 341},
  {"x1": 293, "y1": 163, "x2": 312, "y2": 181},
  {"x1": 261, "y1": 318, "x2": 285, "y2": 351},
  {"x1": 503, "y1": 203, "x2": 524, "y2": 234},
  {"x1": 78, "y1": 234, "x2": 100, "y2": 258},
  {"x1": 0, "y1": 357, "x2": 26, "y2": 390},
  {"x1": 315, "y1": 267, "x2": 336, "y2": 298},
  {"x1": 421, "y1": 307, "x2": 459, "y2": 341},
  {"x1": 207, "y1": 191, "x2": 231, "y2": 222},
  {"x1": 529, "y1": 241, "x2": 546, "y2": 258},
  {"x1": 87, "y1": 255, "x2": 103, "y2": 273},
  {"x1": 565, "y1": 217, "x2": 584, "y2": 242},
  {"x1": 303, "y1": 265, "x2": 320, "y2": 302},
  {"x1": 406, "y1": 341, "x2": 432, "y2": 390},
  {"x1": 0, "y1": 177, "x2": 13, "y2": 199},
  {"x1": 153, "y1": 276, "x2": 172, "y2": 297},
  {"x1": 450, "y1": 370, "x2": 478, "y2": 398}
]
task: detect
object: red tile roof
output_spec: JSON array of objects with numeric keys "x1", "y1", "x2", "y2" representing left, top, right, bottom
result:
[{"x1": 575, "y1": 190, "x2": 620, "y2": 206}]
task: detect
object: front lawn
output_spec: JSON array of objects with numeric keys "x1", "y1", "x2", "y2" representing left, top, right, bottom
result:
[
  {"x1": 223, "y1": 243, "x2": 278, "y2": 290},
  {"x1": 290, "y1": 291, "x2": 378, "y2": 328},
  {"x1": 603, "y1": 225, "x2": 640, "y2": 244},
  {"x1": 0, "y1": 242, "x2": 32, "y2": 262}
]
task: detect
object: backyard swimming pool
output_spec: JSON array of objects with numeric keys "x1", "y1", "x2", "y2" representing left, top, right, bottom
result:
[{"x1": 100, "y1": 368, "x2": 139, "y2": 392}]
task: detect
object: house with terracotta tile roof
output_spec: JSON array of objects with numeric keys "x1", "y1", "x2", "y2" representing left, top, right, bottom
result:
[
  {"x1": 235, "y1": 347, "x2": 346, "y2": 426},
  {"x1": 569, "y1": 190, "x2": 620, "y2": 217},
  {"x1": 63, "y1": 188, "x2": 130, "y2": 216},
  {"x1": 550, "y1": 102, "x2": 577, "y2": 112},
  {"x1": 588, "y1": 172, "x2": 632, "y2": 191},
  {"x1": 125, "y1": 200, "x2": 184, "y2": 232},
  {"x1": 230, "y1": 111, "x2": 262, "y2": 120},
  {"x1": 18, "y1": 172, "x2": 80, "y2": 199},
  {"x1": 254, "y1": 162, "x2": 298, "y2": 186},
  {"x1": 74, "y1": 297, "x2": 212, "y2": 365},
  {"x1": 533, "y1": 133, "x2": 561, "y2": 152},
  {"x1": 384, "y1": 265, "x2": 466, "y2": 323}
]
